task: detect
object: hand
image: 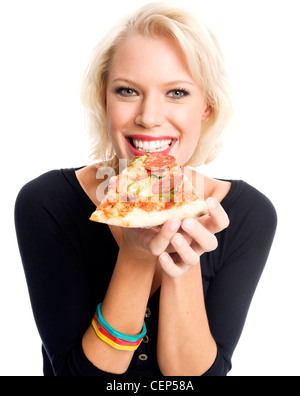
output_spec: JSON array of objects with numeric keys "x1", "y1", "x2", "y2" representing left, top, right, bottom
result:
[
  {"x1": 120, "y1": 217, "x2": 181, "y2": 262},
  {"x1": 158, "y1": 197, "x2": 230, "y2": 277}
]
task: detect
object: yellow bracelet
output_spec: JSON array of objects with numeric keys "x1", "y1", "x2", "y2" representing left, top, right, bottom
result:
[{"x1": 92, "y1": 319, "x2": 142, "y2": 351}]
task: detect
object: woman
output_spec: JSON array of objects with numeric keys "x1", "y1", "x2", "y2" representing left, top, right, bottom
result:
[{"x1": 15, "y1": 3, "x2": 277, "y2": 376}]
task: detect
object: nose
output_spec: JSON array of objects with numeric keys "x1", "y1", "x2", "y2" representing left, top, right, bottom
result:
[{"x1": 135, "y1": 94, "x2": 164, "y2": 129}]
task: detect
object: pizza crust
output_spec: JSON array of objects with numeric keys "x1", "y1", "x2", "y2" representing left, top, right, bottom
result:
[{"x1": 90, "y1": 198, "x2": 208, "y2": 228}]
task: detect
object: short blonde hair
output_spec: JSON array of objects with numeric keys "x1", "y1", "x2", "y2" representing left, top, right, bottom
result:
[{"x1": 81, "y1": 2, "x2": 233, "y2": 167}]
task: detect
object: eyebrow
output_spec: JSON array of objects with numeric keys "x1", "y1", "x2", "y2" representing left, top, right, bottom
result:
[{"x1": 111, "y1": 78, "x2": 195, "y2": 87}]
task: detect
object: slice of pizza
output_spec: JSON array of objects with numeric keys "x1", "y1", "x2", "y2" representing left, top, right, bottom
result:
[{"x1": 90, "y1": 153, "x2": 208, "y2": 228}]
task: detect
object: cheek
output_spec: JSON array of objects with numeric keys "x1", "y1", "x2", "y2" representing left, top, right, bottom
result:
[
  {"x1": 106, "y1": 101, "x2": 136, "y2": 158},
  {"x1": 171, "y1": 106, "x2": 202, "y2": 165},
  {"x1": 173, "y1": 105, "x2": 202, "y2": 139},
  {"x1": 187, "y1": 103, "x2": 203, "y2": 128},
  {"x1": 107, "y1": 101, "x2": 135, "y2": 137},
  {"x1": 106, "y1": 105, "x2": 120, "y2": 137}
]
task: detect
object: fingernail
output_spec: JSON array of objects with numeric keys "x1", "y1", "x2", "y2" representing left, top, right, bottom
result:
[
  {"x1": 207, "y1": 197, "x2": 217, "y2": 210},
  {"x1": 160, "y1": 253, "x2": 169, "y2": 263},
  {"x1": 172, "y1": 235, "x2": 183, "y2": 247}
]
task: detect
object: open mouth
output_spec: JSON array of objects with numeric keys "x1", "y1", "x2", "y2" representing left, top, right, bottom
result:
[{"x1": 125, "y1": 135, "x2": 177, "y2": 156}]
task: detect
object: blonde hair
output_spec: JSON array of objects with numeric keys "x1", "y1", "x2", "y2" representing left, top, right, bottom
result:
[{"x1": 80, "y1": 2, "x2": 233, "y2": 167}]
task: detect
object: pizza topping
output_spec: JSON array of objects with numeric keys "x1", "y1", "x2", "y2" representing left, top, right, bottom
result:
[
  {"x1": 125, "y1": 166, "x2": 148, "y2": 181},
  {"x1": 120, "y1": 155, "x2": 184, "y2": 202},
  {"x1": 127, "y1": 181, "x2": 145, "y2": 194},
  {"x1": 152, "y1": 174, "x2": 183, "y2": 194},
  {"x1": 144, "y1": 154, "x2": 176, "y2": 171},
  {"x1": 137, "y1": 200, "x2": 173, "y2": 212},
  {"x1": 90, "y1": 153, "x2": 208, "y2": 227},
  {"x1": 128, "y1": 155, "x2": 146, "y2": 166},
  {"x1": 158, "y1": 192, "x2": 174, "y2": 202},
  {"x1": 116, "y1": 201, "x2": 135, "y2": 217}
]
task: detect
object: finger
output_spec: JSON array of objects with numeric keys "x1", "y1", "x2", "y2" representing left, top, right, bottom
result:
[
  {"x1": 199, "y1": 197, "x2": 230, "y2": 234},
  {"x1": 148, "y1": 218, "x2": 181, "y2": 256},
  {"x1": 165, "y1": 228, "x2": 193, "y2": 253},
  {"x1": 170, "y1": 233, "x2": 201, "y2": 267},
  {"x1": 181, "y1": 218, "x2": 219, "y2": 254},
  {"x1": 159, "y1": 252, "x2": 189, "y2": 278}
]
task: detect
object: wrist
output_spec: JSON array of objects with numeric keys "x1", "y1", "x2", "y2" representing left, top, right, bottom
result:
[
  {"x1": 118, "y1": 247, "x2": 157, "y2": 274},
  {"x1": 161, "y1": 263, "x2": 202, "y2": 291},
  {"x1": 120, "y1": 239, "x2": 157, "y2": 266}
]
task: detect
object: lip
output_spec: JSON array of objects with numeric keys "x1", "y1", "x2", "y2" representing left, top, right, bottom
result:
[
  {"x1": 126, "y1": 135, "x2": 177, "y2": 141},
  {"x1": 125, "y1": 135, "x2": 178, "y2": 156}
]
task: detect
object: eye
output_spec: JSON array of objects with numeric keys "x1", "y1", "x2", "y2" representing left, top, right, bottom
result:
[
  {"x1": 167, "y1": 89, "x2": 189, "y2": 99},
  {"x1": 116, "y1": 87, "x2": 138, "y2": 97}
]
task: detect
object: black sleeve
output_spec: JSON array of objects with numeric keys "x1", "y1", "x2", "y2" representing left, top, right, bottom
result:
[
  {"x1": 14, "y1": 172, "x2": 117, "y2": 376},
  {"x1": 202, "y1": 185, "x2": 277, "y2": 376}
]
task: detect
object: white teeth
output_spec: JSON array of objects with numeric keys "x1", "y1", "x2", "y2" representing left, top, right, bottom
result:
[
  {"x1": 132, "y1": 139, "x2": 172, "y2": 152},
  {"x1": 149, "y1": 141, "x2": 156, "y2": 150}
]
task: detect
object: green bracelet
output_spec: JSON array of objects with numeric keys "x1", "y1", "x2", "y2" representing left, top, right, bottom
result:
[{"x1": 96, "y1": 303, "x2": 147, "y2": 342}]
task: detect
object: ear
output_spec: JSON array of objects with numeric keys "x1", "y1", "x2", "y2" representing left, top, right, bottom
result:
[{"x1": 201, "y1": 104, "x2": 212, "y2": 121}]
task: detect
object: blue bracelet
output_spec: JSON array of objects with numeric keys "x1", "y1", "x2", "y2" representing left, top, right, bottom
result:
[{"x1": 96, "y1": 303, "x2": 147, "y2": 342}]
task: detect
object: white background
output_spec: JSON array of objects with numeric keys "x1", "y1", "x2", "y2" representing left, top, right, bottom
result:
[{"x1": 1, "y1": 0, "x2": 299, "y2": 376}]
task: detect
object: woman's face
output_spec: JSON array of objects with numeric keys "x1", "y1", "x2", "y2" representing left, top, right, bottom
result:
[{"x1": 106, "y1": 34, "x2": 211, "y2": 166}]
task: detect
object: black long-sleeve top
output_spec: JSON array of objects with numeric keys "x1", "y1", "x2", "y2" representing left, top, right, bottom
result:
[{"x1": 14, "y1": 167, "x2": 277, "y2": 376}]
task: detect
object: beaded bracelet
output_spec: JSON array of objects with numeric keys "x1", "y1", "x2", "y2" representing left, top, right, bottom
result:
[{"x1": 91, "y1": 303, "x2": 147, "y2": 351}]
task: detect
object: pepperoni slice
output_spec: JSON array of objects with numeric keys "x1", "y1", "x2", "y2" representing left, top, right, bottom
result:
[
  {"x1": 152, "y1": 174, "x2": 183, "y2": 194},
  {"x1": 144, "y1": 154, "x2": 176, "y2": 171}
]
